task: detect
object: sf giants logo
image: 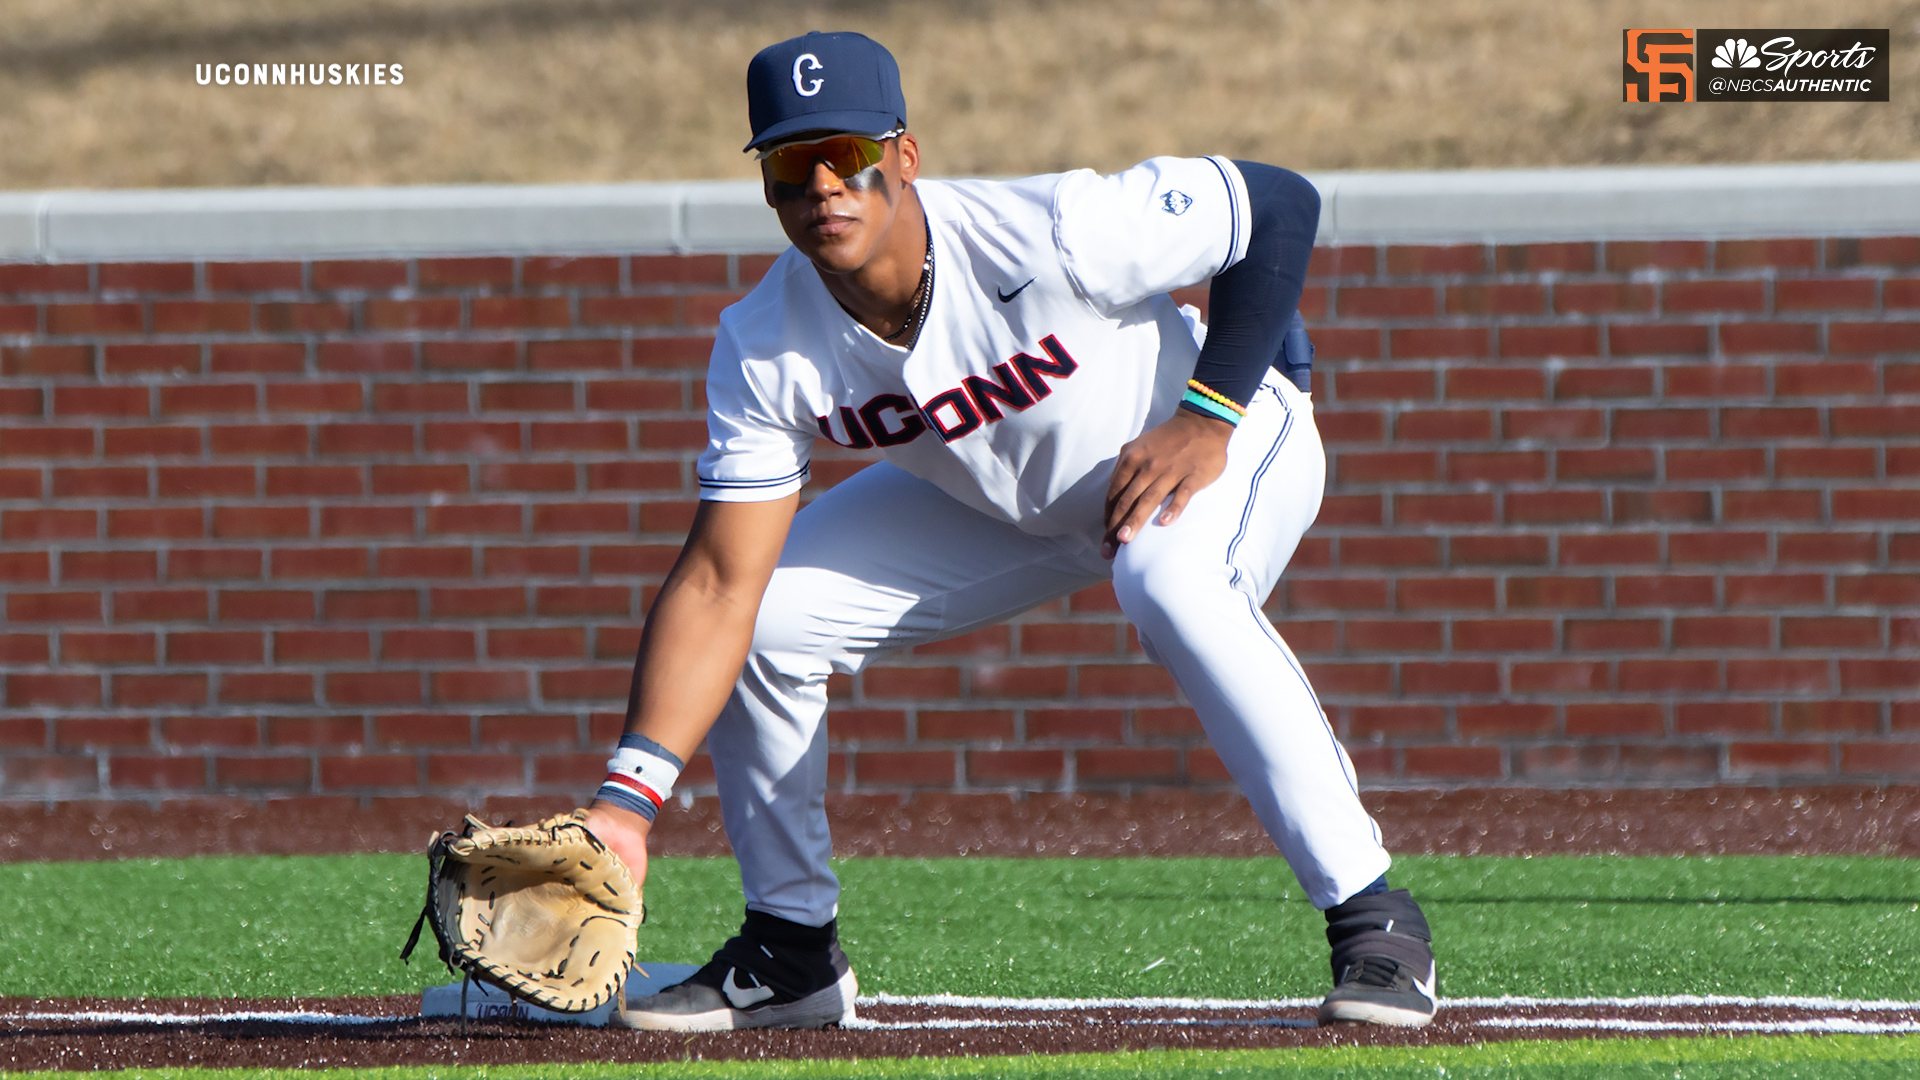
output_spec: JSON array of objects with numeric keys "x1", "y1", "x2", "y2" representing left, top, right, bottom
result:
[
  {"x1": 1624, "y1": 29, "x2": 1694, "y2": 101},
  {"x1": 817, "y1": 335, "x2": 1078, "y2": 448}
]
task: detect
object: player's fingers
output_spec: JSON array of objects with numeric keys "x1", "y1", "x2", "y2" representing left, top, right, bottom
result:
[
  {"x1": 1103, "y1": 462, "x2": 1145, "y2": 524},
  {"x1": 1158, "y1": 478, "x2": 1199, "y2": 525},
  {"x1": 1114, "y1": 475, "x2": 1175, "y2": 544},
  {"x1": 1104, "y1": 468, "x2": 1162, "y2": 538},
  {"x1": 1104, "y1": 447, "x2": 1150, "y2": 517},
  {"x1": 1101, "y1": 491, "x2": 1150, "y2": 558},
  {"x1": 1103, "y1": 463, "x2": 1137, "y2": 520}
]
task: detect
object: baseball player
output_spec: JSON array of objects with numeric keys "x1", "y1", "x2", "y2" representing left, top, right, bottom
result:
[{"x1": 582, "y1": 30, "x2": 1437, "y2": 1031}]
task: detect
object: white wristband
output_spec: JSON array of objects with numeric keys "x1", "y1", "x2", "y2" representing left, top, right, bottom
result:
[{"x1": 607, "y1": 745, "x2": 681, "y2": 805}]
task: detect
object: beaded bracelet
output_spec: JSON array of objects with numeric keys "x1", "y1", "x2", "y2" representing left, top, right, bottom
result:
[
  {"x1": 1181, "y1": 379, "x2": 1246, "y2": 426},
  {"x1": 1185, "y1": 379, "x2": 1248, "y2": 415}
]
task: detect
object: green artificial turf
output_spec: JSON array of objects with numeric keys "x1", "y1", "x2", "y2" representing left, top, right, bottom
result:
[
  {"x1": 6, "y1": 1035, "x2": 1920, "y2": 1079},
  {"x1": 0, "y1": 854, "x2": 1916, "y2": 1000}
]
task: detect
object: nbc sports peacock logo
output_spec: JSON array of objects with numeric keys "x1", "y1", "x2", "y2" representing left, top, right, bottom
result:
[{"x1": 1709, "y1": 38, "x2": 1761, "y2": 69}]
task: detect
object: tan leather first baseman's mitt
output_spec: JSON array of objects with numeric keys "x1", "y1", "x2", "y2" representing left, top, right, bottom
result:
[{"x1": 400, "y1": 809, "x2": 642, "y2": 1013}]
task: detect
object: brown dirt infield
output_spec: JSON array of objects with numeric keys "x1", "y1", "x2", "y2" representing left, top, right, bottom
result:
[
  {"x1": 4, "y1": 994, "x2": 1915, "y2": 1070},
  {"x1": 4, "y1": 785, "x2": 1918, "y2": 864}
]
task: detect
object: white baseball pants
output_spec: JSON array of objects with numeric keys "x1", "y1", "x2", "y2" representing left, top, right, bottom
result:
[{"x1": 704, "y1": 373, "x2": 1390, "y2": 922}]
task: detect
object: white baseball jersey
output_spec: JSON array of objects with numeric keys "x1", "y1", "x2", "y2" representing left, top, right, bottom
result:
[{"x1": 697, "y1": 155, "x2": 1255, "y2": 539}]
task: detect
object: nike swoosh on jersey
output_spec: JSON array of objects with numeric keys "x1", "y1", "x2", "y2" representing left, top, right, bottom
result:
[
  {"x1": 723, "y1": 967, "x2": 775, "y2": 1009},
  {"x1": 996, "y1": 278, "x2": 1036, "y2": 303}
]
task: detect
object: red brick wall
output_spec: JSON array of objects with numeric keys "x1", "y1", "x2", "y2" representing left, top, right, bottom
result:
[{"x1": 1, "y1": 239, "x2": 1916, "y2": 807}]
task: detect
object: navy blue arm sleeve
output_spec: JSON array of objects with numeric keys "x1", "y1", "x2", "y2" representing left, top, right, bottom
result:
[{"x1": 1182, "y1": 161, "x2": 1320, "y2": 410}]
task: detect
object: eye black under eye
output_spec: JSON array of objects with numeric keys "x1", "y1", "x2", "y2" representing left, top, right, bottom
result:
[{"x1": 840, "y1": 164, "x2": 885, "y2": 192}]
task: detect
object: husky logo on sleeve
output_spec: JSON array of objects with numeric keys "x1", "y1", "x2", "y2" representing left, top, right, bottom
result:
[{"x1": 1160, "y1": 190, "x2": 1193, "y2": 216}]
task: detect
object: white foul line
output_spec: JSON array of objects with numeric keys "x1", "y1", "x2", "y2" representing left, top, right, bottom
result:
[
  {"x1": 13, "y1": 1010, "x2": 388, "y2": 1025},
  {"x1": 1448, "y1": 994, "x2": 1920, "y2": 1012},
  {"x1": 860, "y1": 993, "x2": 1920, "y2": 1013},
  {"x1": 861, "y1": 993, "x2": 1321, "y2": 1010},
  {"x1": 844, "y1": 1017, "x2": 1053, "y2": 1031},
  {"x1": 1483, "y1": 1017, "x2": 1920, "y2": 1035}
]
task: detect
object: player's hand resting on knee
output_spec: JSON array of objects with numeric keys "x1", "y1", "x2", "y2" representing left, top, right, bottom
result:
[
  {"x1": 584, "y1": 800, "x2": 652, "y2": 895},
  {"x1": 1102, "y1": 407, "x2": 1233, "y2": 559}
]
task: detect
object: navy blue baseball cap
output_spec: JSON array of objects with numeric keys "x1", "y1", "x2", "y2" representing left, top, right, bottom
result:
[{"x1": 745, "y1": 32, "x2": 907, "y2": 151}]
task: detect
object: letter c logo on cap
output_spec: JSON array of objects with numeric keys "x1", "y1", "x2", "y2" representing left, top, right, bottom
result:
[{"x1": 792, "y1": 53, "x2": 824, "y2": 96}]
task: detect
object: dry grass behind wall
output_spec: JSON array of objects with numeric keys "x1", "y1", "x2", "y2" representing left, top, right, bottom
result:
[{"x1": 0, "y1": 0, "x2": 1916, "y2": 189}]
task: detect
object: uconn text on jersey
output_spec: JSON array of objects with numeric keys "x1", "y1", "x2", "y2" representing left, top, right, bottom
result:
[{"x1": 814, "y1": 335, "x2": 1080, "y2": 448}]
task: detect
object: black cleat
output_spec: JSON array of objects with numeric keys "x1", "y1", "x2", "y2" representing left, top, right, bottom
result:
[
  {"x1": 616, "y1": 909, "x2": 857, "y2": 1032},
  {"x1": 1317, "y1": 888, "x2": 1437, "y2": 1028}
]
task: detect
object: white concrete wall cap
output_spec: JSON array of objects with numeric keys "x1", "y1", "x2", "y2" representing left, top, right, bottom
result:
[
  {"x1": 20, "y1": 183, "x2": 705, "y2": 261},
  {"x1": 0, "y1": 193, "x2": 50, "y2": 260},
  {"x1": 1, "y1": 161, "x2": 1917, "y2": 262},
  {"x1": 1310, "y1": 161, "x2": 1920, "y2": 245}
]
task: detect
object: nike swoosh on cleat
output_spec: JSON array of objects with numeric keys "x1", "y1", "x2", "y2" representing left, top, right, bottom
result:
[
  {"x1": 1413, "y1": 963, "x2": 1436, "y2": 1004},
  {"x1": 996, "y1": 278, "x2": 1035, "y2": 303},
  {"x1": 723, "y1": 967, "x2": 775, "y2": 1009}
]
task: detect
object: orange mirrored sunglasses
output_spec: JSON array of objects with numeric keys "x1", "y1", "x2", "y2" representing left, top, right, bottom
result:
[{"x1": 760, "y1": 134, "x2": 893, "y2": 186}]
